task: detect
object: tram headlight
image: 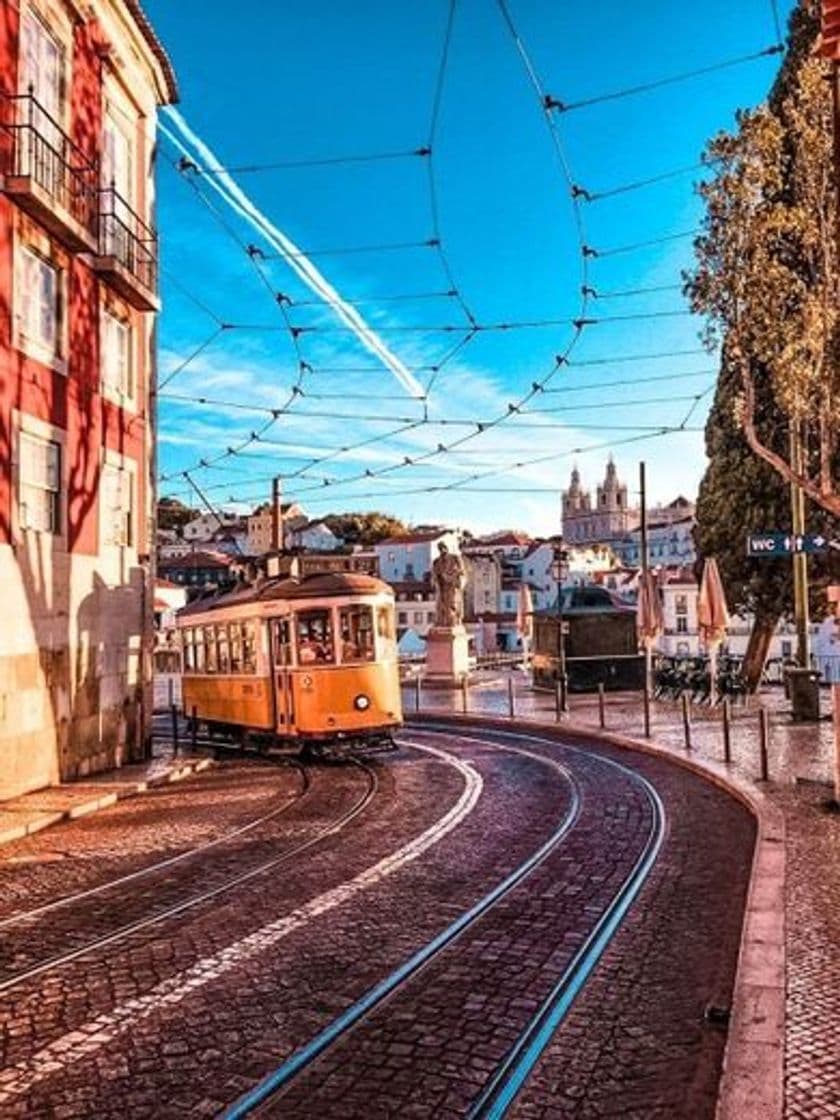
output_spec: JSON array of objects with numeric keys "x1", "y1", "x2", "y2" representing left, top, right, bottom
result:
[{"x1": 354, "y1": 694, "x2": 371, "y2": 711}]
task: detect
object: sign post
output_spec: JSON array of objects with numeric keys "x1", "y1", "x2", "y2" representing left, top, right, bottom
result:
[{"x1": 829, "y1": 586, "x2": 840, "y2": 807}]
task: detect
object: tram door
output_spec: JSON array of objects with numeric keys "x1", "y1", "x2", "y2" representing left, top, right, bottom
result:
[{"x1": 271, "y1": 617, "x2": 295, "y2": 733}]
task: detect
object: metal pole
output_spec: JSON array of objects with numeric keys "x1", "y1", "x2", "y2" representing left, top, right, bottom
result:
[
  {"x1": 554, "y1": 541, "x2": 569, "y2": 714},
  {"x1": 415, "y1": 673, "x2": 421, "y2": 713},
  {"x1": 759, "y1": 707, "x2": 770, "y2": 781},
  {"x1": 722, "y1": 697, "x2": 732, "y2": 764},
  {"x1": 643, "y1": 681, "x2": 651, "y2": 739},
  {"x1": 271, "y1": 476, "x2": 283, "y2": 553},
  {"x1": 555, "y1": 679, "x2": 562, "y2": 722},
  {"x1": 508, "y1": 675, "x2": 515, "y2": 719},
  {"x1": 191, "y1": 705, "x2": 198, "y2": 752},
  {"x1": 461, "y1": 675, "x2": 468, "y2": 714},
  {"x1": 681, "y1": 692, "x2": 692, "y2": 750},
  {"x1": 598, "y1": 682, "x2": 606, "y2": 729},
  {"x1": 790, "y1": 424, "x2": 810, "y2": 668},
  {"x1": 170, "y1": 703, "x2": 179, "y2": 757},
  {"x1": 639, "y1": 461, "x2": 653, "y2": 711}
]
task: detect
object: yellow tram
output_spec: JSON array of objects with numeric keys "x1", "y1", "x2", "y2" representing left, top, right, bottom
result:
[{"x1": 177, "y1": 572, "x2": 402, "y2": 752}]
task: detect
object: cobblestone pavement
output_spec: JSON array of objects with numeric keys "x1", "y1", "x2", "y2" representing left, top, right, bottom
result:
[
  {"x1": 0, "y1": 725, "x2": 754, "y2": 1118},
  {"x1": 407, "y1": 678, "x2": 840, "y2": 1119},
  {"x1": 266, "y1": 728, "x2": 753, "y2": 1120}
]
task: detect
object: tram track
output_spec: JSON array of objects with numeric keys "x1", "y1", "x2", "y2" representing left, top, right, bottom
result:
[
  {"x1": 0, "y1": 760, "x2": 378, "y2": 998},
  {"x1": 223, "y1": 726, "x2": 666, "y2": 1119},
  {"x1": 0, "y1": 756, "x2": 308, "y2": 931}
]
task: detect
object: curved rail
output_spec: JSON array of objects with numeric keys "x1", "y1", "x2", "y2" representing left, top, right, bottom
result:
[
  {"x1": 0, "y1": 761, "x2": 378, "y2": 997},
  {"x1": 221, "y1": 734, "x2": 581, "y2": 1119},
  {"x1": 460, "y1": 728, "x2": 666, "y2": 1118},
  {"x1": 0, "y1": 758, "x2": 309, "y2": 931}
]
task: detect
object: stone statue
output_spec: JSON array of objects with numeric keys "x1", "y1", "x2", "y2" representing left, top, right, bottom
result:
[{"x1": 432, "y1": 542, "x2": 466, "y2": 628}]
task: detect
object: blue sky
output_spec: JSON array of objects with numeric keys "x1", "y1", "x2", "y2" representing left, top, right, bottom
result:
[{"x1": 147, "y1": 0, "x2": 794, "y2": 535}]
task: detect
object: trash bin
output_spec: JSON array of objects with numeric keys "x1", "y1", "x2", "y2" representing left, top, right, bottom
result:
[{"x1": 785, "y1": 667, "x2": 821, "y2": 722}]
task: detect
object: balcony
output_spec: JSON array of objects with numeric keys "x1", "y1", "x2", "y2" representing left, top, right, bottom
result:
[
  {"x1": 1, "y1": 92, "x2": 99, "y2": 252},
  {"x1": 91, "y1": 187, "x2": 159, "y2": 311}
]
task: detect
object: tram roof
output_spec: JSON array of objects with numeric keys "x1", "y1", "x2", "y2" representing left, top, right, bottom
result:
[{"x1": 179, "y1": 571, "x2": 393, "y2": 617}]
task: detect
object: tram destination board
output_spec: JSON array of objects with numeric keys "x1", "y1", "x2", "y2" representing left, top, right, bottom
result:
[{"x1": 746, "y1": 532, "x2": 840, "y2": 557}]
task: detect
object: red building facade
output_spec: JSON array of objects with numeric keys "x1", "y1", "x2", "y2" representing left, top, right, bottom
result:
[{"x1": 0, "y1": 0, "x2": 176, "y2": 797}]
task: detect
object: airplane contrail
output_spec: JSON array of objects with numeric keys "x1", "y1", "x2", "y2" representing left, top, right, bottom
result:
[{"x1": 160, "y1": 107, "x2": 426, "y2": 399}]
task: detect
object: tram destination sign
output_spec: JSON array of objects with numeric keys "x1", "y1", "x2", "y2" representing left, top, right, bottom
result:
[{"x1": 746, "y1": 532, "x2": 840, "y2": 557}]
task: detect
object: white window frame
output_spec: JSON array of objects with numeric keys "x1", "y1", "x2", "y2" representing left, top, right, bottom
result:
[
  {"x1": 100, "y1": 304, "x2": 134, "y2": 406},
  {"x1": 14, "y1": 240, "x2": 65, "y2": 371},
  {"x1": 19, "y1": 6, "x2": 66, "y2": 127},
  {"x1": 12, "y1": 411, "x2": 67, "y2": 546},
  {"x1": 100, "y1": 455, "x2": 136, "y2": 550}
]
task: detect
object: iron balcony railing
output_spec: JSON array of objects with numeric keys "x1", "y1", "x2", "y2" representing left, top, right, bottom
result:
[
  {"x1": 2, "y1": 90, "x2": 99, "y2": 239},
  {"x1": 98, "y1": 185, "x2": 158, "y2": 294}
]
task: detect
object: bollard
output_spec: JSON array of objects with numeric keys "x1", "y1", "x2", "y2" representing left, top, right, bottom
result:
[
  {"x1": 461, "y1": 675, "x2": 468, "y2": 714},
  {"x1": 598, "y1": 682, "x2": 606, "y2": 729},
  {"x1": 415, "y1": 674, "x2": 421, "y2": 713},
  {"x1": 722, "y1": 697, "x2": 732, "y2": 764},
  {"x1": 167, "y1": 676, "x2": 175, "y2": 708},
  {"x1": 643, "y1": 686, "x2": 651, "y2": 739},
  {"x1": 191, "y1": 705, "x2": 198, "y2": 751},
  {"x1": 508, "y1": 676, "x2": 515, "y2": 719},
  {"x1": 555, "y1": 679, "x2": 563, "y2": 722},
  {"x1": 759, "y1": 707, "x2": 770, "y2": 781},
  {"x1": 681, "y1": 692, "x2": 692, "y2": 750},
  {"x1": 170, "y1": 703, "x2": 179, "y2": 758}
]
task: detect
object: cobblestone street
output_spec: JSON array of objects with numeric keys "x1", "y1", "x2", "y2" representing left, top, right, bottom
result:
[{"x1": 0, "y1": 724, "x2": 754, "y2": 1118}]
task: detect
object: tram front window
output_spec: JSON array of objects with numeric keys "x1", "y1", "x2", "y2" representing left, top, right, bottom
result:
[
  {"x1": 339, "y1": 605, "x2": 375, "y2": 663},
  {"x1": 296, "y1": 610, "x2": 334, "y2": 664}
]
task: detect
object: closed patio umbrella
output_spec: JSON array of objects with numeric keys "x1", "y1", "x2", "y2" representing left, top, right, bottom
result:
[
  {"x1": 698, "y1": 557, "x2": 730, "y2": 704},
  {"x1": 636, "y1": 569, "x2": 664, "y2": 697},
  {"x1": 517, "y1": 582, "x2": 534, "y2": 663}
]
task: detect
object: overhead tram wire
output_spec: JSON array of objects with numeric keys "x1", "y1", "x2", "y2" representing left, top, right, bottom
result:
[
  {"x1": 572, "y1": 158, "x2": 721, "y2": 203},
  {"x1": 583, "y1": 229, "x2": 700, "y2": 259},
  {"x1": 158, "y1": 5, "x2": 595, "y2": 506},
  {"x1": 189, "y1": 147, "x2": 428, "y2": 175},
  {"x1": 542, "y1": 43, "x2": 783, "y2": 115}
]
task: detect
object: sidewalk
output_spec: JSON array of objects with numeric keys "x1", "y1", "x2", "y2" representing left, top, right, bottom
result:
[
  {"x1": 0, "y1": 741, "x2": 213, "y2": 848},
  {"x1": 404, "y1": 674, "x2": 839, "y2": 1120}
]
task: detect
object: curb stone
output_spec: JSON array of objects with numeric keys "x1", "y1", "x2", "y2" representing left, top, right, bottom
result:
[{"x1": 0, "y1": 757, "x2": 215, "y2": 849}]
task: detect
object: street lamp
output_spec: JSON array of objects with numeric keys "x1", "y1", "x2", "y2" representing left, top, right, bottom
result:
[{"x1": 552, "y1": 540, "x2": 569, "y2": 713}]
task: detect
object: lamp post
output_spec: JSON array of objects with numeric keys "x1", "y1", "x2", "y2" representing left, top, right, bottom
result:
[{"x1": 552, "y1": 540, "x2": 569, "y2": 713}]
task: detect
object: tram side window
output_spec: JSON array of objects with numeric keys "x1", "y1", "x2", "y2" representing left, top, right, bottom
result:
[
  {"x1": 182, "y1": 628, "x2": 195, "y2": 672},
  {"x1": 339, "y1": 605, "x2": 375, "y2": 663},
  {"x1": 229, "y1": 623, "x2": 242, "y2": 673},
  {"x1": 204, "y1": 626, "x2": 217, "y2": 673},
  {"x1": 217, "y1": 625, "x2": 230, "y2": 674},
  {"x1": 194, "y1": 627, "x2": 205, "y2": 671},
  {"x1": 242, "y1": 621, "x2": 258, "y2": 674},
  {"x1": 376, "y1": 606, "x2": 396, "y2": 659},
  {"x1": 296, "y1": 610, "x2": 334, "y2": 664}
]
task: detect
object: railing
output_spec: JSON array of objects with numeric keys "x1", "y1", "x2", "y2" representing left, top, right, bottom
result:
[
  {"x1": 1, "y1": 91, "x2": 98, "y2": 238},
  {"x1": 98, "y1": 185, "x2": 158, "y2": 292}
]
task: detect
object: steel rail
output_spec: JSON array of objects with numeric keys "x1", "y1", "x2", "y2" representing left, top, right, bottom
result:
[
  {"x1": 225, "y1": 725, "x2": 666, "y2": 1119},
  {"x1": 0, "y1": 762, "x2": 378, "y2": 996},
  {"x1": 0, "y1": 757, "x2": 308, "y2": 932},
  {"x1": 221, "y1": 735, "x2": 581, "y2": 1119},
  {"x1": 456, "y1": 728, "x2": 667, "y2": 1118}
]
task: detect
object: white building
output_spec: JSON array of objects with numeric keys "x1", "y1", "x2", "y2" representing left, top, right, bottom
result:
[
  {"x1": 375, "y1": 529, "x2": 460, "y2": 584},
  {"x1": 181, "y1": 510, "x2": 242, "y2": 544},
  {"x1": 392, "y1": 580, "x2": 437, "y2": 639},
  {"x1": 288, "y1": 520, "x2": 344, "y2": 552}
]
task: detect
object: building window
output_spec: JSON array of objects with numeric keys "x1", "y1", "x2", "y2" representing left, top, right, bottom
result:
[
  {"x1": 101, "y1": 463, "x2": 133, "y2": 547},
  {"x1": 19, "y1": 430, "x2": 60, "y2": 532},
  {"x1": 20, "y1": 9, "x2": 64, "y2": 126},
  {"x1": 397, "y1": 611, "x2": 407, "y2": 626},
  {"x1": 676, "y1": 617, "x2": 688, "y2": 634},
  {"x1": 413, "y1": 611, "x2": 424, "y2": 624},
  {"x1": 101, "y1": 308, "x2": 133, "y2": 400},
  {"x1": 16, "y1": 245, "x2": 62, "y2": 363},
  {"x1": 675, "y1": 594, "x2": 688, "y2": 615}
]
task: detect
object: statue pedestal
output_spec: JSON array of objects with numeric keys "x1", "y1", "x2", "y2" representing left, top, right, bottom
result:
[{"x1": 423, "y1": 625, "x2": 471, "y2": 688}]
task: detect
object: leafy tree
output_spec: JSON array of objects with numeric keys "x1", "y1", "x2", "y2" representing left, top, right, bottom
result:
[
  {"x1": 157, "y1": 497, "x2": 195, "y2": 534},
  {"x1": 687, "y1": 0, "x2": 840, "y2": 517},
  {"x1": 694, "y1": 348, "x2": 839, "y2": 690},
  {"x1": 323, "y1": 511, "x2": 408, "y2": 546}
]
